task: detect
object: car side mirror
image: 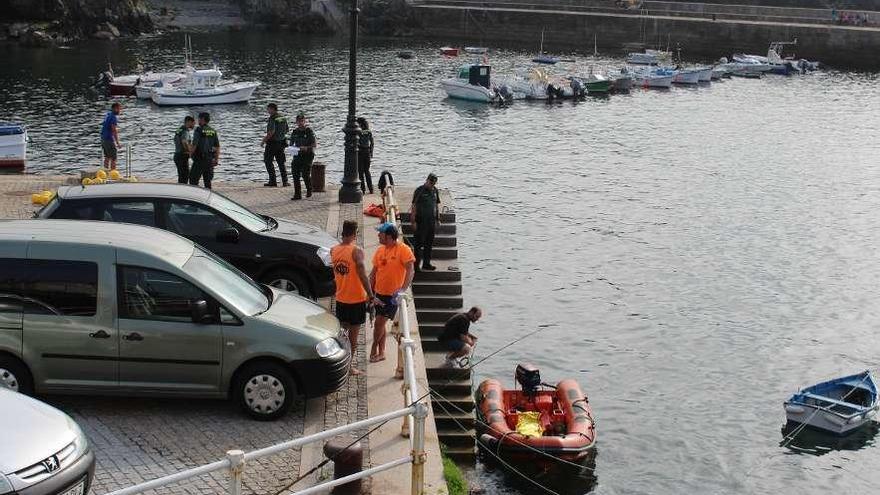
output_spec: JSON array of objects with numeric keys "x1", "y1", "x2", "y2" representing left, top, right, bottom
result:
[
  {"x1": 217, "y1": 227, "x2": 240, "y2": 243},
  {"x1": 190, "y1": 300, "x2": 213, "y2": 324}
]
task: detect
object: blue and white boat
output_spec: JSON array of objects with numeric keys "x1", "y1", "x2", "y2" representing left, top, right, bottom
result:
[{"x1": 784, "y1": 370, "x2": 879, "y2": 435}]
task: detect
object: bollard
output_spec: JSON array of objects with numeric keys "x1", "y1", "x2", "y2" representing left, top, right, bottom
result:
[
  {"x1": 323, "y1": 439, "x2": 362, "y2": 494},
  {"x1": 311, "y1": 162, "x2": 326, "y2": 192},
  {"x1": 226, "y1": 449, "x2": 245, "y2": 495}
]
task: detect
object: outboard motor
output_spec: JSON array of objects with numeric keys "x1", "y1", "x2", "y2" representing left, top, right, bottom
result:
[
  {"x1": 498, "y1": 84, "x2": 513, "y2": 103},
  {"x1": 570, "y1": 78, "x2": 584, "y2": 98},
  {"x1": 516, "y1": 363, "x2": 542, "y2": 399}
]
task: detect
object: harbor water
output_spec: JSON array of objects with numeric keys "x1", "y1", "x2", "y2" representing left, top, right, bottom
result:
[{"x1": 4, "y1": 31, "x2": 880, "y2": 494}]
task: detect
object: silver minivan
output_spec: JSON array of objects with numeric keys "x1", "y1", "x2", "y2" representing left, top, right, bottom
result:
[{"x1": 0, "y1": 220, "x2": 350, "y2": 420}]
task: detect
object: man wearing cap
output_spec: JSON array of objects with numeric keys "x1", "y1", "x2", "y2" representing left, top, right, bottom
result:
[
  {"x1": 289, "y1": 112, "x2": 317, "y2": 200},
  {"x1": 368, "y1": 222, "x2": 415, "y2": 363},
  {"x1": 262, "y1": 103, "x2": 290, "y2": 187},
  {"x1": 410, "y1": 173, "x2": 441, "y2": 271}
]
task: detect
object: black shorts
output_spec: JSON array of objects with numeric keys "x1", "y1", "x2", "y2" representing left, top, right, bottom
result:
[
  {"x1": 335, "y1": 301, "x2": 367, "y2": 325},
  {"x1": 102, "y1": 139, "x2": 117, "y2": 159},
  {"x1": 374, "y1": 294, "x2": 399, "y2": 319}
]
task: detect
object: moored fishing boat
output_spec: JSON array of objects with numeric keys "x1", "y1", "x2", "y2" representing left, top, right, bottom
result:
[
  {"x1": 696, "y1": 67, "x2": 713, "y2": 82},
  {"x1": 440, "y1": 46, "x2": 460, "y2": 56},
  {"x1": 464, "y1": 46, "x2": 488, "y2": 54},
  {"x1": 440, "y1": 64, "x2": 505, "y2": 103},
  {"x1": 672, "y1": 68, "x2": 701, "y2": 85},
  {"x1": 134, "y1": 72, "x2": 186, "y2": 99},
  {"x1": 580, "y1": 73, "x2": 612, "y2": 94},
  {"x1": 150, "y1": 66, "x2": 260, "y2": 106},
  {"x1": 784, "y1": 370, "x2": 879, "y2": 435},
  {"x1": 476, "y1": 364, "x2": 596, "y2": 463},
  {"x1": 0, "y1": 123, "x2": 27, "y2": 170},
  {"x1": 632, "y1": 67, "x2": 674, "y2": 88},
  {"x1": 609, "y1": 68, "x2": 634, "y2": 92}
]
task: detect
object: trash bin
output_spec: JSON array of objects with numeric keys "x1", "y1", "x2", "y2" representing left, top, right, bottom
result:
[
  {"x1": 311, "y1": 162, "x2": 326, "y2": 193},
  {"x1": 323, "y1": 439, "x2": 362, "y2": 494}
]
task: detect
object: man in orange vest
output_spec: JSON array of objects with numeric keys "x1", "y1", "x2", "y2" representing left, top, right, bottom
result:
[
  {"x1": 331, "y1": 220, "x2": 379, "y2": 375},
  {"x1": 369, "y1": 222, "x2": 415, "y2": 363}
]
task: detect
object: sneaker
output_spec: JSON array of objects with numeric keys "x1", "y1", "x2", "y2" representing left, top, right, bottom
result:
[
  {"x1": 422, "y1": 263, "x2": 437, "y2": 271},
  {"x1": 263, "y1": 182, "x2": 278, "y2": 187}
]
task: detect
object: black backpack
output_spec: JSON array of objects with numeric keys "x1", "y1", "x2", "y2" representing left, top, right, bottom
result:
[{"x1": 377, "y1": 170, "x2": 394, "y2": 194}]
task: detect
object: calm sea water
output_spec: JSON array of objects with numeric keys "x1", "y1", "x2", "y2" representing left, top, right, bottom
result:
[{"x1": 4, "y1": 31, "x2": 880, "y2": 495}]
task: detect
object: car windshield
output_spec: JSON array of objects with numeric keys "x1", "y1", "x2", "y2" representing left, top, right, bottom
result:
[
  {"x1": 183, "y1": 247, "x2": 270, "y2": 315},
  {"x1": 208, "y1": 192, "x2": 270, "y2": 232}
]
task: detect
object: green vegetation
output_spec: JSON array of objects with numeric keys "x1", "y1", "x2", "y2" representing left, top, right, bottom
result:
[{"x1": 442, "y1": 453, "x2": 468, "y2": 495}]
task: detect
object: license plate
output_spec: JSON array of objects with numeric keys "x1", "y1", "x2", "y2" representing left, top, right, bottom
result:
[{"x1": 60, "y1": 479, "x2": 85, "y2": 495}]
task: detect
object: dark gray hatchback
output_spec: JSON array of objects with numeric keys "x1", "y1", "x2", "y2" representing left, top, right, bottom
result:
[{"x1": 38, "y1": 183, "x2": 336, "y2": 299}]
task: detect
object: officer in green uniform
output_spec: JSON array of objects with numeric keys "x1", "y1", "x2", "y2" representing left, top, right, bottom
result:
[
  {"x1": 262, "y1": 103, "x2": 289, "y2": 187},
  {"x1": 173, "y1": 116, "x2": 195, "y2": 184},
  {"x1": 356, "y1": 116, "x2": 374, "y2": 195},
  {"x1": 189, "y1": 112, "x2": 220, "y2": 189},
  {"x1": 410, "y1": 173, "x2": 441, "y2": 271},
  {"x1": 289, "y1": 112, "x2": 317, "y2": 200}
]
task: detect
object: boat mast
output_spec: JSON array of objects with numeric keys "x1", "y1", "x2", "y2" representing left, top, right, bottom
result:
[{"x1": 539, "y1": 28, "x2": 545, "y2": 54}]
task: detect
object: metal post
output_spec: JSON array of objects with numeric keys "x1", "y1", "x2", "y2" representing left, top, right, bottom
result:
[
  {"x1": 400, "y1": 381, "x2": 410, "y2": 438},
  {"x1": 126, "y1": 145, "x2": 132, "y2": 178},
  {"x1": 226, "y1": 450, "x2": 245, "y2": 495},
  {"x1": 338, "y1": 0, "x2": 363, "y2": 204},
  {"x1": 410, "y1": 401, "x2": 428, "y2": 495}
]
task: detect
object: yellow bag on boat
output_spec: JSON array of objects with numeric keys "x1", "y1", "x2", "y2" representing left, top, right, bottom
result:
[{"x1": 515, "y1": 411, "x2": 544, "y2": 438}]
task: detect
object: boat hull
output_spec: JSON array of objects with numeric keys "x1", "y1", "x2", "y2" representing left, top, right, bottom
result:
[
  {"x1": 476, "y1": 378, "x2": 596, "y2": 463},
  {"x1": 673, "y1": 70, "x2": 701, "y2": 85},
  {"x1": 784, "y1": 371, "x2": 879, "y2": 436},
  {"x1": 586, "y1": 80, "x2": 612, "y2": 93},
  {"x1": 440, "y1": 79, "x2": 496, "y2": 103},
  {"x1": 0, "y1": 126, "x2": 27, "y2": 170},
  {"x1": 697, "y1": 68, "x2": 713, "y2": 82},
  {"x1": 612, "y1": 76, "x2": 633, "y2": 92},
  {"x1": 151, "y1": 83, "x2": 259, "y2": 106},
  {"x1": 110, "y1": 82, "x2": 137, "y2": 96}
]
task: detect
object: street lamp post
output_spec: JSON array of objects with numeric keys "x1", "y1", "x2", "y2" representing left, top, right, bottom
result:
[{"x1": 338, "y1": 0, "x2": 363, "y2": 204}]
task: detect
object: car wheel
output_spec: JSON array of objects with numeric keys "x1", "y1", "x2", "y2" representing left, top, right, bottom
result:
[
  {"x1": 234, "y1": 362, "x2": 297, "y2": 421},
  {"x1": 263, "y1": 269, "x2": 313, "y2": 299},
  {"x1": 0, "y1": 355, "x2": 34, "y2": 395}
]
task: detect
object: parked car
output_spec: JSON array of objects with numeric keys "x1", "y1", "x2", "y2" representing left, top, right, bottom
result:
[
  {"x1": 0, "y1": 220, "x2": 350, "y2": 420},
  {"x1": 0, "y1": 387, "x2": 95, "y2": 495},
  {"x1": 36, "y1": 183, "x2": 335, "y2": 299}
]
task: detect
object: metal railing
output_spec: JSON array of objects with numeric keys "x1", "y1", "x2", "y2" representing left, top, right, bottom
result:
[{"x1": 103, "y1": 186, "x2": 429, "y2": 495}]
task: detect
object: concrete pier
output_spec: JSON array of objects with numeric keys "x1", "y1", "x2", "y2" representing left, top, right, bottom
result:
[{"x1": 0, "y1": 176, "x2": 448, "y2": 495}]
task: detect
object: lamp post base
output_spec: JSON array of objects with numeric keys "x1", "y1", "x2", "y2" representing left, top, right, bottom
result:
[{"x1": 338, "y1": 181, "x2": 363, "y2": 203}]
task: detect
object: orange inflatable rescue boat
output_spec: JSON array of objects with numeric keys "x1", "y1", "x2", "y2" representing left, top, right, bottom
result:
[{"x1": 475, "y1": 364, "x2": 596, "y2": 462}]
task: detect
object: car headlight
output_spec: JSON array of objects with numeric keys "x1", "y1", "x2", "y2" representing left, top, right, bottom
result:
[
  {"x1": 317, "y1": 247, "x2": 332, "y2": 267},
  {"x1": 66, "y1": 416, "x2": 89, "y2": 457},
  {"x1": 0, "y1": 473, "x2": 13, "y2": 495},
  {"x1": 315, "y1": 338, "x2": 343, "y2": 358}
]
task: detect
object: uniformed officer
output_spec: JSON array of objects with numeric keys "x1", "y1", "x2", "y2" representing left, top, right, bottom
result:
[
  {"x1": 262, "y1": 103, "x2": 290, "y2": 187},
  {"x1": 189, "y1": 112, "x2": 220, "y2": 189},
  {"x1": 410, "y1": 173, "x2": 441, "y2": 271},
  {"x1": 173, "y1": 115, "x2": 195, "y2": 184},
  {"x1": 356, "y1": 116, "x2": 374, "y2": 195},
  {"x1": 289, "y1": 112, "x2": 317, "y2": 200}
]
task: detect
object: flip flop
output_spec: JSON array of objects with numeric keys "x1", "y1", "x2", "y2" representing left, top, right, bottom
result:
[{"x1": 369, "y1": 355, "x2": 386, "y2": 363}]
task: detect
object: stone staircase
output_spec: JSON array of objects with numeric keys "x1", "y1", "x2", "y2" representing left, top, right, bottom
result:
[{"x1": 401, "y1": 211, "x2": 476, "y2": 461}]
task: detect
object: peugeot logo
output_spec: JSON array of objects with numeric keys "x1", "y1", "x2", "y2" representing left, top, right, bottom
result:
[{"x1": 42, "y1": 455, "x2": 59, "y2": 473}]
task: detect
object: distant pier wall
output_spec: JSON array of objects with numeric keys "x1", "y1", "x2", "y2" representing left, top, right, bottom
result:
[{"x1": 413, "y1": 4, "x2": 880, "y2": 69}]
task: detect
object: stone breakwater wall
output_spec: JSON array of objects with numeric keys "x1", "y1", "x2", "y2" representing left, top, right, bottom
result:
[
  {"x1": 1, "y1": 0, "x2": 152, "y2": 45},
  {"x1": 413, "y1": 4, "x2": 880, "y2": 69}
]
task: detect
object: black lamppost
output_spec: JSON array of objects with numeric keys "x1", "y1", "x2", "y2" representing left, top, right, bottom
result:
[{"x1": 338, "y1": 0, "x2": 363, "y2": 204}]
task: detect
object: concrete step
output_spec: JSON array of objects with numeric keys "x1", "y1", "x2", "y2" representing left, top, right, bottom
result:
[
  {"x1": 417, "y1": 308, "x2": 458, "y2": 323},
  {"x1": 401, "y1": 223, "x2": 456, "y2": 236},
  {"x1": 425, "y1": 352, "x2": 472, "y2": 381},
  {"x1": 421, "y1": 339, "x2": 447, "y2": 353},
  {"x1": 412, "y1": 281, "x2": 462, "y2": 296},
  {"x1": 420, "y1": 247, "x2": 458, "y2": 261},
  {"x1": 400, "y1": 212, "x2": 456, "y2": 223},
  {"x1": 441, "y1": 444, "x2": 476, "y2": 462},
  {"x1": 414, "y1": 295, "x2": 463, "y2": 309},
  {"x1": 436, "y1": 430, "x2": 477, "y2": 450},
  {"x1": 419, "y1": 323, "x2": 444, "y2": 338},
  {"x1": 429, "y1": 378, "x2": 472, "y2": 396},
  {"x1": 414, "y1": 268, "x2": 461, "y2": 283},
  {"x1": 405, "y1": 235, "x2": 456, "y2": 247},
  {"x1": 435, "y1": 411, "x2": 476, "y2": 430},
  {"x1": 431, "y1": 391, "x2": 475, "y2": 413}
]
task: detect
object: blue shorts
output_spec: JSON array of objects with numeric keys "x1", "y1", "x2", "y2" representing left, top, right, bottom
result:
[{"x1": 444, "y1": 339, "x2": 466, "y2": 352}]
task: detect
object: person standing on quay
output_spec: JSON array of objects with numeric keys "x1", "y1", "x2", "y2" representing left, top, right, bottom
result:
[
  {"x1": 262, "y1": 103, "x2": 290, "y2": 187},
  {"x1": 332, "y1": 220, "x2": 380, "y2": 375},
  {"x1": 100, "y1": 102, "x2": 122, "y2": 170},
  {"x1": 190, "y1": 112, "x2": 220, "y2": 189},
  {"x1": 410, "y1": 173, "x2": 441, "y2": 271},
  {"x1": 289, "y1": 112, "x2": 317, "y2": 200},
  {"x1": 356, "y1": 117, "x2": 374, "y2": 195},
  {"x1": 368, "y1": 222, "x2": 415, "y2": 363},
  {"x1": 173, "y1": 115, "x2": 195, "y2": 184}
]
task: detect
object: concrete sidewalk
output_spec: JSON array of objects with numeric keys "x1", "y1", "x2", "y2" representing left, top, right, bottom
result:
[{"x1": 0, "y1": 175, "x2": 447, "y2": 495}]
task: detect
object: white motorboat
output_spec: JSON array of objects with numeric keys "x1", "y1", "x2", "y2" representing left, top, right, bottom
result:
[
  {"x1": 711, "y1": 67, "x2": 728, "y2": 80},
  {"x1": 0, "y1": 123, "x2": 27, "y2": 170},
  {"x1": 631, "y1": 68, "x2": 674, "y2": 88},
  {"x1": 464, "y1": 46, "x2": 488, "y2": 54},
  {"x1": 696, "y1": 67, "x2": 713, "y2": 82},
  {"x1": 672, "y1": 68, "x2": 701, "y2": 85},
  {"x1": 440, "y1": 64, "x2": 500, "y2": 103},
  {"x1": 150, "y1": 67, "x2": 260, "y2": 106},
  {"x1": 498, "y1": 67, "x2": 577, "y2": 100},
  {"x1": 108, "y1": 70, "x2": 185, "y2": 97}
]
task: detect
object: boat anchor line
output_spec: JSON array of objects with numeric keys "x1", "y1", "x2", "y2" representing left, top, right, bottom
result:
[{"x1": 743, "y1": 369, "x2": 878, "y2": 480}]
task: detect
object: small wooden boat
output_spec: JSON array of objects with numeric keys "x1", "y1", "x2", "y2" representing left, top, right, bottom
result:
[
  {"x1": 784, "y1": 370, "x2": 879, "y2": 435},
  {"x1": 440, "y1": 46, "x2": 460, "y2": 56},
  {"x1": 476, "y1": 364, "x2": 596, "y2": 463}
]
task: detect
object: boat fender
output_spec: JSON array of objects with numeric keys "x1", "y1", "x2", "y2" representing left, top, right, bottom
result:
[
  {"x1": 825, "y1": 414, "x2": 847, "y2": 427},
  {"x1": 784, "y1": 404, "x2": 805, "y2": 414}
]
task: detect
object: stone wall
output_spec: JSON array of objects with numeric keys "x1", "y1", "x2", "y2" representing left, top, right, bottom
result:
[{"x1": 1, "y1": 0, "x2": 152, "y2": 43}]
